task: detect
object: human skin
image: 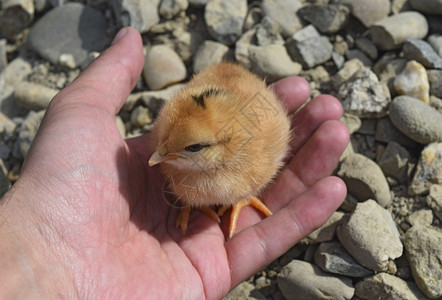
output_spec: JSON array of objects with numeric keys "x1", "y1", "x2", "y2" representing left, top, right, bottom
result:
[{"x1": 0, "y1": 27, "x2": 348, "y2": 299}]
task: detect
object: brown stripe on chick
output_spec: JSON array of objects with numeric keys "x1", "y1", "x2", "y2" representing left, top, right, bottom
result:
[{"x1": 191, "y1": 88, "x2": 223, "y2": 109}]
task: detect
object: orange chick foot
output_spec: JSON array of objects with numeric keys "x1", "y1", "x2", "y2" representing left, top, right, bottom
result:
[
  {"x1": 219, "y1": 196, "x2": 273, "y2": 239},
  {"x1": 176, "y1": 206, "x2": 220, "y2": 234}
]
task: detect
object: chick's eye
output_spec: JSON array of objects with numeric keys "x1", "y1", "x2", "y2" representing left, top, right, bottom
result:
[{"x1": 184, "y1": 143, "x2": 209, "y2": 152}]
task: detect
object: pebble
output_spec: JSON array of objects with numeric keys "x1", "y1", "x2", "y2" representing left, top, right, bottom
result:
[
  {"x1": 234, "y1": 28, "x2": 256, "y2": 69},
  {"x1": 143, "y1": 45, "x2": 187, "y2": 90},
  {"x1": 188, "y1": 0, "x2": 208, "y2": 7},
  {"x1": 355, "y1": 273, "x2": 430, "y2": 300},
  {"x1": 403, "y1": 39, "x2": 442, "y2": 69},
  {"x1": 378, "y1": 141, "x2": 412, "y2": 184},
  {"x1": 204, "y1": 0, "x2": 247, "y2": 45},
  {"x1": 394, "y1": 60, "x2": 430, "y2": 104},
  {"x1": 0, "y1": 163, "x2": 10, "y2": 197},
  {"x1": 373, "y1": 54, "x2": 407, "y2": 95},
  {"x1": 340, "y1": 113, "x2": 361, "y2": 135},
  {"x1": 0, "y1": 0, "x2": 34, "y2": 39},
  {"x1": 255, "y1": 16, "x2": 284, "y2": 46},
  {"x1": 369, "y1": 12, "x2": 429, "y2": 50},
  {"x1": 243, "y1": 6, "x2": 262, "y2": 31},
  {"x1": 298, "y1": 4, "x2": 350, "y2": 34},
  {"x1": 409, "y1": 142, "x2": 442, "y2": 196},
  {"x1": 130, "y1": 106, "x2": 153, "y2": 127},
  {"x1": 428, "y1": 34, "x2": 442, "y2": 57},
  {"x1": 117, "y1": 0, "x2": 160, "y2": 33},
  {"x1": 193, "y1": 41, "x2": 230, "y2": 74},
  {"x1": 345, "y1": 49, "x2": 373, "y2": 67},
  {"x1": 407, "y1": 209, "x2": 433, "y2": 227},
  {"x1": 428, "y1": 70, "x2": 442, "y2": 99},
  {"x1": 341, "y1": 0, "x2": 390, "y2": 27},
  {"x1": 159, "y1": 0, "x2": 189, "y2": 19},
  {"x1": 261, "y1": 0, "x2": 303, "y2": 37},
  {"x1": 224, "y1": 281, "x2": 255, "y2": 299},
  {"x1": 18, "y1": 110, "x2": 45, "y2": 158},
  {"x1": 278, "y1": 260, "x2": 355, "y2": 300},
  {"x1": 355, "y1": 37, "x2": 378, "y2": 61},
  {"x1": 305, "y1": 211, "x2": 345, "y2": 244},
  {"x1": 426, "y1": 184, "x2": 442, "y2": 221},
  {"x1": 338, "y1": 153, "x2": 392, "y2": 207},
  {"x1": 332, "y1": 59, "x2": 365, "y2": 89},
  {"x1": 410, "y1": 0, "x2": 442, "y2": 15},
  {"x1": 0, "y1": 39, "x2": 6, "y2": 72},
  {"x1": 314, "y1": 241, "x2": 373, "y2": 278},
  {"x1": 338, "y1": 68, "x2": 391, "y2": 118},
  {"x1": 285, "y1": 25, "x2": 333, "y2": 68},
  {"x1": 14, "y1": 81, "x2": 59, "y2": 111},
  {"x1": 405, "y1": 225, "x2": 442, "y2": 298},
  {"x1": 337, "y1": 200, "x2": 403, "y2": 272},
  {"x1": 27, "y1": 3, "x2": 109, "y2": 67},
  {"x1": 123, "y1": 84, "x2": 184, "y2": 112},
  {"x1": 248, "y1": 44, "x2": 302, "y2": 82},
  {"x1": 115, "y1": 115, "x2": 126, "y2": 138},
  {"x1": 389, "y1": 96, "x2": 442, "y2": 144},
  {"x1": 375, "y1": 118, "x2": 418, "y2": 148}
]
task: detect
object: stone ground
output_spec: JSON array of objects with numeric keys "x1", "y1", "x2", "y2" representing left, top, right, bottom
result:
[{"x1": 0, "y1": 0, "x2": 442, "y2": 299}]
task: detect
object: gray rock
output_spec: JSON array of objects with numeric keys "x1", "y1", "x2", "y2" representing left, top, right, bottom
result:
[
  {"x1": 285, "y1": 25, "x2": 333, "y2": 68},
  {"x1": 340, "y1": 113, "x2": 361, "y2": 135},
  {"x1": 332, "y1": 52, "x2": 345, "y2": 69},
  {"x1": 0, "y1": 0, "x2": 34, "y2": 39},
  {"x1": 339, "y1": 0, "x2": 390, "y2": 27},
  {"x1": 18, "y1": 110, "x2": 45, "y2": 158},
  {"x1": 248, "y1": 44, "x2": 302, "y2": 82},
  {"x1": 378, "y1": 141, "x2": 412, "y2": 184},
  {"x1": 370, "y1": 12, "x2": 429, "y2": 50},
  {"x1": 115, "y1": 0, "x2": 161, "y2": 33},
  {"x1": 405, "y1": 225, "x2": 442, "y2": 298},
  {"x1": 373, "y1": 54, "x2": 407, "y2": 96},
  {"x1": 159, "y1": 0, "x2": 188, "y2": 19},
  {"x1": 428, "y1": 70, "x2": 442, "y2": 98},
  {"x1": 193, "y1": 41, "x2": 230, "y2": 74},
  {"x1": 355, "y1": 273, "x2": 430, "y2": 300},
  {"x1": 345, "y1": 49, "x2": 373, "y2": 67},
  {"x1": 409, "y1": 142, "x2": 442, "y2": 196},
  {"x1": 410, "y1": 0, "x2": 442, "y2": 15},
  {"x1": 14, "y1": 82, "x2": 59, "y2": 111},
  {"x1": 338, "y1": 154, "x2": 392, "y2": 207},
  {"x1": 332, "y1": 59, "x2": 365, "y2": 89},
  {"x1": 224, "y1": 281, "x2": 255, "y2": 299},
  {"x1": 130, "y1": 106, "x2": 153, "y2": 127},
  {"x1": 337, "y1": 200, "x2": 403, "y2": 272},
  {"x1": 123, "y1": 84, "x2": 184, "y2": 112},
  {"x1": 404, "y1": 39, "x2": 442, "y2": 69},
  {"x1": 0, "y1": 39, "x2": 7, "y2": 73},
  {"x1": 355, "y1": 37, "x2": 378, "y2": 60},
  {"x1": 306, "y1": 211, "x2": 345, "y2": 244},
  {"x1": 188, "y1": 0, "x2": 208, "y2": 6},
  {"x1": 243, "y1": 6, "x2": 262, "y2": 31},
  {"x1": 115, "y1": 116, "x2": 126, "y2": 138},
  {"x1": 234, "y1": 28, "x2": 256, "y2": 69},
  {"x1": 375, "y1": 118, "x2": 418, "y2": 148},
  {"x1": 426, "y1": 184, "x2": 442, "y2": 221},
  {"x1": 389, "y1": 96, "x2": 442, "y2": 144},
  {"x1": 278, "y1": 260, "x2": 354, "y2": 300},
  {"x1": 27, "y1": 3, "x2": 109, "y2": 67},
  {"x1": 261, "y1": 0, "x2": 303, "y2": 37},
  {"x1": 428, "y1": 34, "x2": 442, "y2": 57},
  {"x1": 204, "y1": 0, "x2": 247, "y2": 45},
  {"x1": 143, "y1": 45, "x2": 187, "y2": 90},
  {"x1": 338, "y1": 68, "x2": 391, "y2": 118},
  {"x1": 0, "y1": 163, "x2": 10, "y2": 197},
  {"x1": 298, "y1": 4, "x2": 350, "y2": 34},
  {"x1": 255, "y1": 16, "x2": 284, "y2": 46},
  {"x1": 408, "y1": 209, "x2": 434, "y2": 227},
  {"x1": 392, "y1": 0, "x2": 412, "y2": 14},
  {"x1": 314, "y1": 242, "x2": 373, "y2": 278}
]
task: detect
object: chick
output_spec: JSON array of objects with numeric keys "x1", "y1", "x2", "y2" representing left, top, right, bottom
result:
[{"x1": 149, "y1": 62, "x2": 291, "y2": 238}]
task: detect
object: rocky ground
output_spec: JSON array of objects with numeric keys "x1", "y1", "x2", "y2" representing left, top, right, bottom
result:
[{"x1": 1, "y1": 0, "x2": 442, "y2": 299}]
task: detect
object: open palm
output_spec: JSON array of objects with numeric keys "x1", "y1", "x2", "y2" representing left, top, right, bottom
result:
[{"x1": 5, "y1": 28, "x2": 348, "y2": 299}]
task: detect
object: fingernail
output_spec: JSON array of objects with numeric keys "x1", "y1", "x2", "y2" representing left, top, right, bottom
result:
[{"x1": 112, "y1": 27, "x2": 128, "y2": 45}]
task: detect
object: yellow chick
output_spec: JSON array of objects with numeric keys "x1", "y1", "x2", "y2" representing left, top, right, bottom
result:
[{"x1": 149, "y1": 62, "x2": 291, "y2": 238}]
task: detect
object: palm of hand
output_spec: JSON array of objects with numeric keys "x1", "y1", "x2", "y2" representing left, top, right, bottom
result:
[{"x1": 9, "y1": 28, "x2": 348, "y2": 299}]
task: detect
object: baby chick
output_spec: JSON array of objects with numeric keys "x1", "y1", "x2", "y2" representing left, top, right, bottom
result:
[{"x1": 149, "y1": 62, "x2": 291, "y2": 238}]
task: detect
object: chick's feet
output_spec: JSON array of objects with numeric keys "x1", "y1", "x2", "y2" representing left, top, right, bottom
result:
[
  {"x1": 219, "y1": 196, "x2": 273, "y2": 239},
  {"x1": 176, "y1": 206, "x2": 220, "y2": 234}
]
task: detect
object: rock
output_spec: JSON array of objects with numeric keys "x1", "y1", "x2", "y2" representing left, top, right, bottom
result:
[
  {"x1": 261, "y1": 0, "x2": 303, "y2": 37},
  {"x1": 337, "y1": 200, "x2": 403, "y2": 272},
  {"x1": 409, "y1": 142, "x2": 442, "y2": 195},
  {"x1": 255, "y1": 16, "x2": 284, "y2": 46},
  {"x1": 0, "y1": 163, "x2": 10, "y2": 197},
  {"x1": 278, "y1": 260, "x2": 354, "y2": 300},
  {"x1": 193, "y1": 41, "x2": 230, "y2": 74},
  {"x1": 389, "y1": 96, "x2": 442, "y2": 144},
  {"x1": 332, "y1": 52, "x2": 345, "y2": 69},
  {"x1": 0, "y1": 39, "x2": 6, "y2": 72},
  {"x1": 355, "y1": 273, "x2": 430, "y2": 300},
  {"x1": 430, "y1": 96, "x2": 442, "y2": 113},
  {"x1": 159, "y1": 0, "x2": 189, "y2": 19},
  {"x1": 392, "y1": 0, "x2": 412, "y2": 14},
  {"x1": 403, "y1": 39, "x2": 442, "y2": 69},
  {"x1": 428, "y1": 34, "x2": 442, "y2": 57},
  {"x1": 378, "y1": 141, "x2": 412, "y2": 184},
  {"x1": 426, "y1": 184, "x2": 442, "y2": 221},
  {"x1": 394, "y1": 60, "x2": 430, "y2": 104},
  {"x1": 243, "y1": 6, "x2": 262, "y2": 31},
  {"x1": 408, "y1": 209, "x2": 433, "y2": 227},
  {"x1": 234, "y1": 28, "x2": 256, "y2": 69},
  {"x1": 338, "y1": 154, "x2": 392, "y2": 207},
  {"x1": 18, "y1": 110, "x2": 45, "y2": 158},
  {"x1": 339, "y1": 0, "x2": 390, "y2": 27},
  {"x1": 0, "y1": 0, "x2": 34, "y2": 39},
  {"x1": 298, "y1": 4, "x2": 350, "y2": 34},
  {"x1": 332, "y1": 59, "x2": 365, "y2": 89},
  {"x1": 204, "y1": 0, "x2": 247, "y2": 45},
  {"x1": 123, "y1": 84, "x2": 184, "y2": 112},
  {"x1": 306, "y1": 211, "x2": 345, "y2": 244},
  {"x1": 114, "y1": 0, "x2": 160, "y2": 33},
  {"x1": 410, "y1": 0, "x2": 442, "y2": 15},
  {"x1": 355, "y1": 37, "x2": 378, "y2": 60},
  {"x1": 188, "y1": 0, "x2": 208, "y2": 6},
  {"x1": 248, "y1": 44, "x2": 302, "y2": 82},
  {"x1": 373, "y1": 54, "x2": 407, "y2": 95},
  {"x1": 339, "y1": 113, "x2": 361, "y2": 135},
  {"x1": 224, "y1": 281, "x2": 255, "y2": 299},
  {"x1": 143, "y1": 45, "x2": 187, "y2": 90},
  {"x1": 115, "y1": 115, "x2": 126, "y2": 138},
  {"x1": 369, "y1": 12, "x2": 429, "y2": 50},
  {"x1": 27, "y1": 3, "x2": 109, "y2": 68},
  {"x1": 130, "y1": 106, "x2": 153, "y2": 127},
  {"x1": 285, "y1": 25, "x2": 333, "y2": 68},
  {"x1": 428, "y1": 70, "x2": 442, "y2": 98},
  {"x1": 375, "y1": 118, "x2": 418, "y2": 148},
  {"x1": 345, "y1": 49, "x2": 373, "y2": 67},
  {"x1": 405, "y1": 225, "x2": 442, "y2": 299},
  {"x1": 14, "y1": 81, "x2": 59, "y2": 111},
  {"x1": 337, "y1": 68, "x2": 391, "y2": 118},
  {"x1": 314, "y1": 241, "x2": 373, "y2": 278}
]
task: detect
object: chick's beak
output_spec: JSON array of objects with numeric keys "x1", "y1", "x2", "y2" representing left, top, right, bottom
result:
[{"x1": 148, "y1": 145, "x2": 180, "y2": 166}]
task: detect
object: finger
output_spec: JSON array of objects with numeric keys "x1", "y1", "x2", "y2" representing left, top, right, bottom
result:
[
  {"x1": 270, "y1": 76, "x2": 311, "y2": 114},
  {"x1": 226, "y1": 176, "x2": 347, "y2": 287},
  {"x1": 290, "y1": 94, "x2": 343, "y2": 153},
  {"x1": 50, "y1": 27, "x2": 144, "y2": 115}
]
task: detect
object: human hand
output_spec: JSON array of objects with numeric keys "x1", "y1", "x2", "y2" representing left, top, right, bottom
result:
[{"x1": 0, "y1": 28, "x2": 348, "y2": 299}]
